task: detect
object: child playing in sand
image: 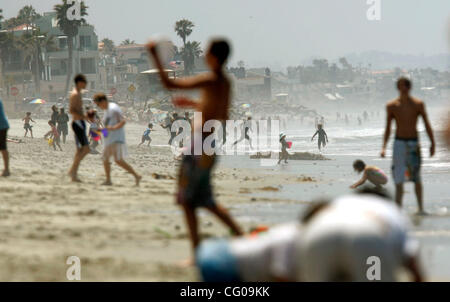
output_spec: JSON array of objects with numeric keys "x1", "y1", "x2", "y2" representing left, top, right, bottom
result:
[
  {"x1": 138, "y1": 123, "x2": 153, "y2": 147},
  {"x1": 22, "y1": 112, "x2": 35, "y2": 138},
  {"x1": 278, "y1": 133, "x2": 289, "y2": 165},
  {"x1": 0, "y1": 99, "x2": 10, "y2": 176},
  {"x1": 44, "y1": 121, "x2": 63, "y2": 151},
  {"x1": 147, "y1": 38, "x2": 244, "y2": 255},
  {"x1": 311, "y1": 124, "x2": 328, "y2": 151},
  {"x1": 350, "y1": 160, "x2": 387, "y2": 190},
  {"x1": 87, "y1": 109, "x2": 102, "y2": 154},
  {"x1": 93, "y1": 93, "x2": 141, "y2": 186}
]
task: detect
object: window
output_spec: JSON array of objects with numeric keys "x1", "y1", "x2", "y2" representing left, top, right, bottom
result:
[
  {"x1": 80, "y1": 58, "x2": 96, "y2": 74},
  {"x1": 79, "y1": 36, "x2": 92, "y2": 50},
  {"x1": 59, "y1": 37, "x2": 67, "y2": 50}
]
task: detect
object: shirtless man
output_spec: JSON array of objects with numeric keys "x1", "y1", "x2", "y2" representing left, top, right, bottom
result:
[
  {"x1": 147, "y1": 39, "x2": 243, "y2": 256},
  {"x1": 68, "y1": 74, "x2": 90, "y2": 182},
  {"x1": 381, "y1": 77, "x2": 436, "y2": 214}
]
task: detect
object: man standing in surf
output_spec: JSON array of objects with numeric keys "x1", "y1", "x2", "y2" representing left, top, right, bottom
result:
[
  {"x1": 381, "y1": 77, "x2": 436, "y2": 215},
  {"x1": 68, "y1": 74, "x2": 90, "y2": 182}
]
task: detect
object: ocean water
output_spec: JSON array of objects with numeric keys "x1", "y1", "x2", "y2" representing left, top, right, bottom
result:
[{"x1": 219, "y1": 112, "x2": 450, "y2": 280}]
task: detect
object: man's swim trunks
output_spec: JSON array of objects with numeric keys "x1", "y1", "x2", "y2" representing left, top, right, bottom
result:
[
  {"x1": 177, "y1": 139, "x2": 216, "y2": 209},
  {"x1": 72, "y1": 120, "x2": 89, "y2": 148},
  {"x1": 392, "y1": 137, "x2": 421, "y2": 184}
]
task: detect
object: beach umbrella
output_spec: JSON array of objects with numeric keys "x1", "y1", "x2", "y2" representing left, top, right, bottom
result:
[
  {"x1": 241, "y1": 104, "x2": 251, "y2": 109},
  {"x1": 29, "y1": 99, "x2": 46, "y2": 104}
]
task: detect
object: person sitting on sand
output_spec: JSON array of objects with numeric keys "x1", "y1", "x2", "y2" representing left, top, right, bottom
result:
[
  {"x1": 278, "y1": 133, "x2": 289, "y2": 165},
  {"x1": 93, "y1": 93, "x2": 141, "y2": 186},
  {"x1": 196, "y1": 222, "x2": 302, "y2": 282},
  {"x1": 350, "y1": 160, "x2": 387, "y2": 190},
  {"x1": 22, "y1": 112, "x2": 36, "y2": 138},
  {"x1": 147, "y1": 38, "x2": 244, "y2": 256},
  {"x1": 0, "y1": 99, "x2": 10, "y2": 177},
  {"x1": 311, "y1": 124, "x2": 328, "y2": 151},
  {"x1": 138, "y1": 123, "x2": 153, "y2": 147},
  {"x1": 44, "y1": 121, "x2": 63, "y2": 151}
]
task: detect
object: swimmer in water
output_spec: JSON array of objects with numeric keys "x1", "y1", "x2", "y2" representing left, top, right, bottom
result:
[
  {"x1": 350, "y1": 160, "x2": 388, "y2": 190},
  {"x1": 311, "y1": 124, "x2": 328, "y2": 151}
]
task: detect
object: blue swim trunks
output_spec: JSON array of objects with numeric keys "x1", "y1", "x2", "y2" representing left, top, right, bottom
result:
[{"x1": 392, "y1": 138, "x2": 421, "y2": 184}]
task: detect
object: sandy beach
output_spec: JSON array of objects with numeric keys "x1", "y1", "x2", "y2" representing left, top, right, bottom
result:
[
  {"x1": 0, "y1": 118, "x2": 312, "y2": 281},
  {"x1": 1, "y1": 114, "x2": 449, "y2": 281}
]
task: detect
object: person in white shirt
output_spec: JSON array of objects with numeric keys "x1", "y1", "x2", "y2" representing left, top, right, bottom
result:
[
  {"x1": 196, "y1": 222, "x2": 302, "y2": 282},
  {"x1": 93, "y1": 93, "x2": 141, "y2": 186},
  {"x1": 297, "y1": 192, "x2": 423, "y2": 282}
]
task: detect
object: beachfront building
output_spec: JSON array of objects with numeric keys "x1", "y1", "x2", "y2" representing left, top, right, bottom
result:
[
  {"x1": 37, "y1": 12, "x2": 100, "y2": 100},
  {"x1": 0, "y1": 12, "x2": 100, "y2": 102},
  {"x1": 233, "y1": 67, "x2": 272, "y2": 102}
]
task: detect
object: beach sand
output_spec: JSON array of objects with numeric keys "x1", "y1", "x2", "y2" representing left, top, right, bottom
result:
[
  {"x1": 0, "y1": 119, "x2": 308, "y2": 281},
  {"x1": 1, "y1": 117, "x2": 449, "y2": 281}
]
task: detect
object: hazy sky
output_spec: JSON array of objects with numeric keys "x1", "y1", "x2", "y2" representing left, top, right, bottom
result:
[{"x1": 2, "y1": 0, "x2": 449, "y2": 69}]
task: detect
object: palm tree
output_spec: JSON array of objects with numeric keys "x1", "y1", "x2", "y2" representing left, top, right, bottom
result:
[
  {"x1": 120, "y1": 39, "x2": 135, "y2": 46},
  {"x1": 0, "y1": 9, "x2": 3, "y2": 29},
  {"x1": 17, "y1": 5, "x2": 39, "y2": 33},
  {"x1": 16, "y1": 33, "x2": 34, "y2": 91},
  {"x1": 174, "y1": 19, "x2": 194, "y2": 48},
  {"x1": 181, "y1": 41, "x2": 202, "y2": 75},
  {"x1": 54, "y1": 0, "x2": 88, "y2": 96},
  {"x1": 29, "y1": 29, "x2": 55, "y2": 95},
  {"x1": 0, "y1": 17, "x2": 13, "y2": 90},
  {"x1": 101, "y1": 38, "x2": 115, "y2": 54}
]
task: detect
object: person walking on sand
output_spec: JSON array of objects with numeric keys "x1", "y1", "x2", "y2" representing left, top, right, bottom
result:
[
  {"x1": 381, "y1": 77, "x2": 436, "y2": 215},
  {"x1": 51, "y1": 105, "x2": 59, "y2": 125},
  {"x1": 93, "y1": 93, "x2": 141, "y2": 186},
  {"x1": 147, "y1": 38, "x2": 244, "y2": 256},
  {"x1": 0, "y1": 99, "x2": 10, "y2": 176},
  {"x1": 278, "y1": 133, "x2": 289, "y2": 165},
  {"x1": 57, "y1": 108, "x2": 69, "y2": 144},
  {"x1": 68, "y1": 74, "x2": 90, "y2": 182},
  {"x1": 22, "y1": 112, "x2": 36, "y2": 138},
  {"x1": 232, "y1": 116, "x2": 253, "y2": 150}
]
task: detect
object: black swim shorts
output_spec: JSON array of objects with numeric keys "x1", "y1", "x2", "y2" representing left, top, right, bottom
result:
[
  {"x1": 72, "y1": 120, "x2": 89, "y2": 148},
  {"x1": 0, "y1": 129, "x2": 7, "y2": 151}
]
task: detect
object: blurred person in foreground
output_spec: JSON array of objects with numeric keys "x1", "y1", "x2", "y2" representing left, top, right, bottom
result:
[
  {"x1": 196, "y1": 222, "x2": 301, "y2": 282},
  {"x1": 147, "y1": 38, "x2": 243, "y2": 259},
  {"x1": 298, "y1": 190, "x2": 423, "y2": 282},
  {"x1": 381, "y1": 77, "x2": 435, "y2": 215},
  {"x1": 0, "y1": 99, "x2": 10, "y2": 176}
]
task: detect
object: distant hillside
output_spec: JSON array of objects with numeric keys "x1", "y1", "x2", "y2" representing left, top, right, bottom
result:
[
  {"x1": 344, "y1": 51, "x2": 450, "y2": 71},
  {"x1": 299, "y1": 51, "x2": 449, "y2": 71}
]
